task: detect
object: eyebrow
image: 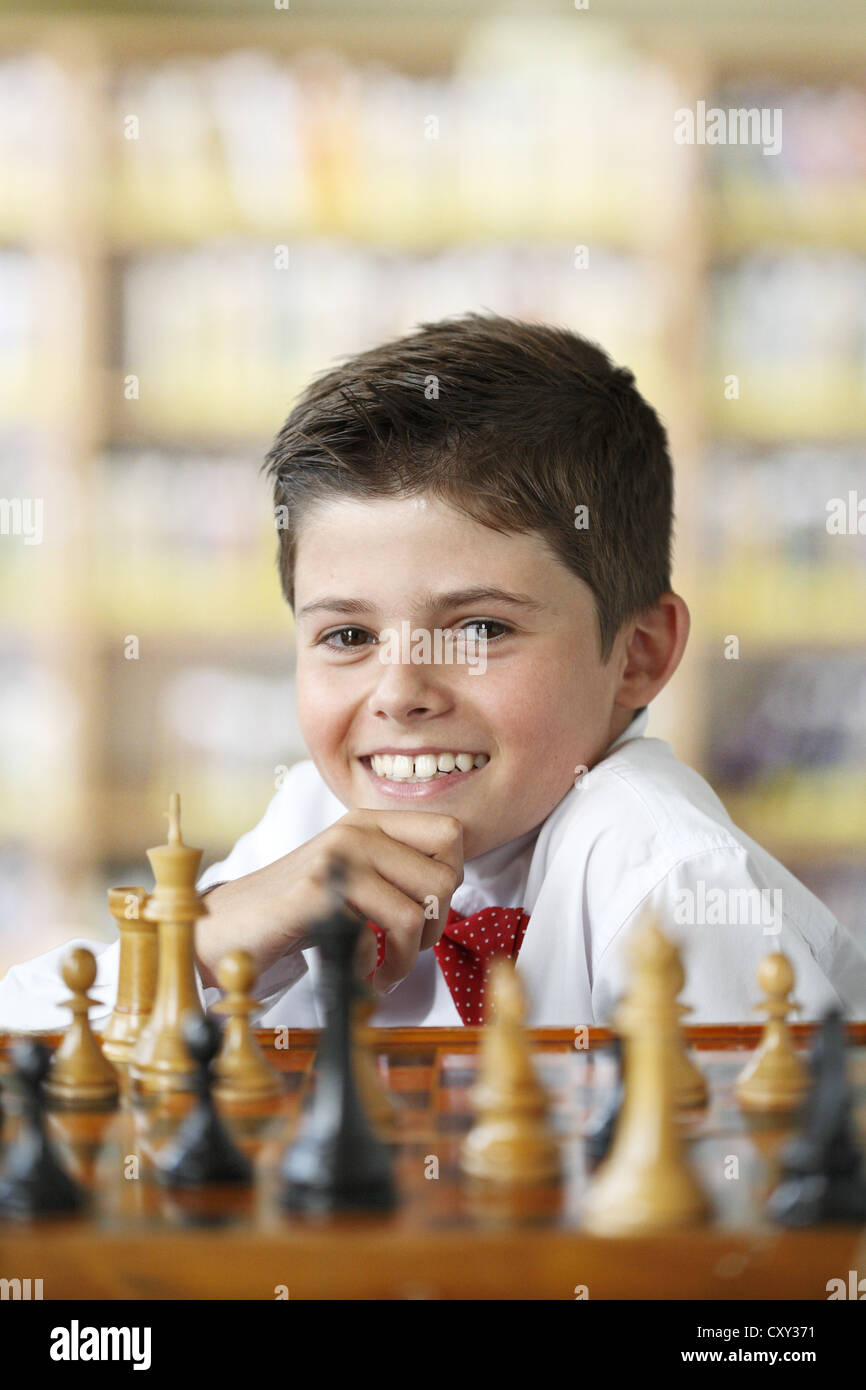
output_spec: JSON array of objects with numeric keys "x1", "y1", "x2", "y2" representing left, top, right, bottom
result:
[{"x1": 297, "y1": 588, "x2": 546, "y2": 619}]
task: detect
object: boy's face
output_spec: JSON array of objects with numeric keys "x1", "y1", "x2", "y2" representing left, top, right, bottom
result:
[{"x1": 293, "y1": 495, "x2": 633, "y2": 861}]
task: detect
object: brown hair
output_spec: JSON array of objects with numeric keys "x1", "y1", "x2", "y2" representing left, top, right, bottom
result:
[{"x1": 263, "y1": 312, "x2": 673, "y2": 658}]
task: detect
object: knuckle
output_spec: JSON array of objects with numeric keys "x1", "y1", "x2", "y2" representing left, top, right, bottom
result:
[
  {"x1": 398, "y1": 901, "x2": 426, "y2": 937},
  {"x1": 305, "y1": 852, "x2": 331, "y2": 885},
  {"x1": 434, "y1": 861, "x2": 459, "y2": 896},
  {"x1": 326, "y1": 822, "x2": 363, "y2": 857},
  {"x1": 439, "y1": 815, "x2": 463, "y2": 844}
]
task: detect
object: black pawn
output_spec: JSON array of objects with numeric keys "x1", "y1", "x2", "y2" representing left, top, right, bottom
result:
[
  {"x1": 281, "y1": 859, "x2": 395, "y2": 1214},
  {"x1": 158, "y1": 1014, "x2": 252, "y2": 1187},
  {"x1": 0, "y1": 1040, "x2": 84, "y2": 1219},
  {"x1": 584, "y1": 1034, "x2": 624, "y2": 1168},
  {"x1": 768, "y1": 1009, "x2": 866, "y2": 1226}
]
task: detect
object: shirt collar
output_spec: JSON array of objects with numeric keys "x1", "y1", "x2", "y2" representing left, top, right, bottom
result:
[{"x1": 456, "y1": 824, "x2": 539, "y2": 908}]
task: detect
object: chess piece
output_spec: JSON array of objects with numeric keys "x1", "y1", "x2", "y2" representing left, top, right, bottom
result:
[
  {"x1": 352, "y1": 981, "x2": 398, "y2": 1136},
  {"x1": 582, "y1": 922, "x2": 711, "y2": 1235},
  {"x1": 460, "y1": 958, "x2": 560, "y2": 1185},
  {"x1": 43, "y1": 948, "x2": 119, "y2": 1111},
  {"x1": 130, "y1": 794, "x2": 208, "y2": 1095},
  {"x1": 101, "y1": 886, "x2": 156, "y2": 1064},
  {"x1": 768, "y1": 1010, "x2": 866, "y2": 1225},
  {"x1": 281, "y1": 859, "x2": 396, "y2": 1213},
  {"x1": 158, "y1": 1014, "x2": 253, "y2": 1187},
  {"x1": 671, "y1": 950, "x2": 708, "y2": 1109},
  {"x1": 735, "y1": 953, "x2": 809, "y2": 1113},
  {"x1": 584, "y1": 1034, "x2": 624, "y2": 1167},
  {"x1": 0, "y1": 1041, "x2": 85, "y2": 1218},
  {"x1": 212, "y1": 950, "x2": 282, "y2": 1102}
]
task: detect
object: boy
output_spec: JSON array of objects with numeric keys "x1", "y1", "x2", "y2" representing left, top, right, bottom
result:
[{"x1": 2, "y1": 313, "x2": 865, "y2": 1030}]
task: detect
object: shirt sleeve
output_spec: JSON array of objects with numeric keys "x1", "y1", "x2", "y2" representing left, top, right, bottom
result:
[
  {"x1": 591, "y1": 845, "x2": 866, "y2": 1025},
  {"x1": 0, "y1": 938, "x2": 124, "y2": 1031}
]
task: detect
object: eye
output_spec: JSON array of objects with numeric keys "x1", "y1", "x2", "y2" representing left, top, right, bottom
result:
[
  {"x1": 458, "y1": 619, "x2": 510, "y2": 642},
  {"x1": 319, "y1": 626, "x2": 375, "y2": 651}
]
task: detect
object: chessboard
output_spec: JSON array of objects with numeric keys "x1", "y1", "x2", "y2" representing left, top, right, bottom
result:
[{"x1": 2, "y1": 1021, "x2": 866, "y2": 1301}]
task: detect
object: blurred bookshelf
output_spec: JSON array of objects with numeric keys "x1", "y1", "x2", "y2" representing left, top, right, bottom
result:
[{"x1": 0, "y1": 5, "x2": 865, "y2": 966}]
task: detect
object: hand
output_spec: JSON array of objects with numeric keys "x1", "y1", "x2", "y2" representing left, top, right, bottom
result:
[{"x1": 195, "y1": 809, "x2": 464, "y2": 995}]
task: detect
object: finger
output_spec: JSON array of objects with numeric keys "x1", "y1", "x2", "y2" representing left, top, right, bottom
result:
[
  {"x1": 419, "y1": 901, "x2": 449, "y2": 951},
  {"x1": 332, "y1": 823, "x2": 461, "y2": 930},
  {"x1": 346, "y1": 810, "x2": 464, "y2": 885},
  {"x1": 343, "y1": 867, "x2": 428, "y2": 991},
  {"x1": 354, "y1": 846, "x2": 458, "y2": 980}
]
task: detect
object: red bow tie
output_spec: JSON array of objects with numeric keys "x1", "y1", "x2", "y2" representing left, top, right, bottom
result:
[{"x1": 367, "y1": 905, "x2": 530, "y2": 1025}]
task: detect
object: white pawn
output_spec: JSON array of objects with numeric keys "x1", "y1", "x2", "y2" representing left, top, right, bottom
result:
[
  {"x1": 212, "y1": 950, "x2": 282, "y2": 1102},
  {"x1": 736, "y1": 953, "x2": 809, "y2": 1112},
  {"x1": 43, "y1": 948, "x2": 119, "y2": 1110},
  {"x1": 460, "y1": 959, "x2": 560, "y2": 1185}
]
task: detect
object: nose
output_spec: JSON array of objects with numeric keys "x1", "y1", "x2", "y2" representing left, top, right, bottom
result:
[{"x1": 367, "y1": 644, "x2": 455, "y2": 722}]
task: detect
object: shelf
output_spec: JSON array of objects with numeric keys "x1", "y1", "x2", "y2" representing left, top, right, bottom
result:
[
  {"x1": 704, "y1": 368, "x2": 866, "y2": 441},
  {"x1": 106, "y1": 370, "x2": 311, "y2": 442},
  {"x1": 96, "y1": 774, "x2": 291, "y2": 863},
  {"x1": 746, "y1": 841, "x2": 866, "y2": 868},
  {"x1": 91, "y1": 550, "x2": 289, "y2": 635},
  {"x1": 0, "y1": 546, "x2": 292, "y2": 635},
  {"x1": 67, "y1": 208, "x2": 680, "y2": 257},
  {"x1": 712, "y1": 186, "x2": 866, "y2": 253},
  {"x1": 693, "y1": 560, "x2": 866, "y2": 645},
  {"x1": 720, "y1": 776, "x2": 866, "y2": 852},
  {"x1": 0, "y1": 190, "x2": 846, "y2": 258}
]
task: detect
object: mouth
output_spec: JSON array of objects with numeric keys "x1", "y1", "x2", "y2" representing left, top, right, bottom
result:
[{"x1": 359, "y1": 749, "x2": 490, "y2": 794}]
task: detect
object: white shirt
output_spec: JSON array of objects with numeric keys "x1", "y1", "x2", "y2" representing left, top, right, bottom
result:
[{"x1": 2, "y1": 710, "x2": 865, "y2": 1029}]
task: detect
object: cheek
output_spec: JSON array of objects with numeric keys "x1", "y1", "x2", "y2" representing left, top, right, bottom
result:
[
  {"x1": 297, "y1": 665, "x2": 374, "y2": 770},
  {"x1": 295, "y1": 669, "x2": 342, "y2": 750},
  {"x1": 485, "y1": 657, "x2": 579, "y2": 732},
  {"x1": 493, "y1": 659, "x2": 603, "y2": 771}
]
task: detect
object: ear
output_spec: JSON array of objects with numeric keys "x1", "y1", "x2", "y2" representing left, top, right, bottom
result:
[{"x1": 613, "y1": 593, "x2": 690, "y2": 710}]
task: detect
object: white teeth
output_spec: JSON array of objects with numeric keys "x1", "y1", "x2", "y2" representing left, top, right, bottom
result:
[{"x1": 367, "y1": 751, "x2": 488, "y2": 782}]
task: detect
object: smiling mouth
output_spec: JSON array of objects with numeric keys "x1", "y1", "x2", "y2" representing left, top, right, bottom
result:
[{"x1": 361, "y1": 752, "x2": 490, "y2": 784}]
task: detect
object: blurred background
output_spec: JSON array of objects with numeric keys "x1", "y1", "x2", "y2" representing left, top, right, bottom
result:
[{"x1": 1, "y1": 0, "x2": 865, "y2": 973}]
